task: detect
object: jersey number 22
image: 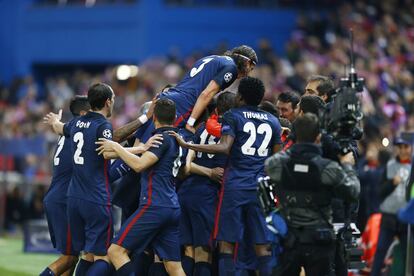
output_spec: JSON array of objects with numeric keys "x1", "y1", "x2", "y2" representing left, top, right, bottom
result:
[{"x1": 241, "y1": 122, "x2": 272, "y2": 156}]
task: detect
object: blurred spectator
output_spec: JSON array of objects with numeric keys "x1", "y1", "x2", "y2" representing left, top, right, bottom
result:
[
  {"x1": 356, "y1": 142, "x2": 391, "y2": 231},
  {"x1": 28, "y1": 185, "x2": 47, "y2": 220},
  {"x1": 4, "y1": 187, "x2": 24, "y2": 231},
  {"x1": 371, "y1": 137, "x2": 411, "y2": 275}
]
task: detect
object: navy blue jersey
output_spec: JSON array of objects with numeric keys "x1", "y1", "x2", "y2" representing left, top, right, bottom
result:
[
  {"x1": 178, "y1": 128, "x2": 194, "y2": 164},
  {"x1": 221, "y1": 106, "x2": 282, "y2": 190},
  {"x1": 139, "y1": 127, "x2": 182, "y2": 208},
  {"x1": 161, "y1": 55, "x2": 238, "y2": 126},
  {"x1": 64, "y1": 112, "x2": 113, "y2": 205},
  {"x1": 193, "y1": 122, "x2": 228, "y2": 169},
  {"x1": 181, "y1": 123, "x2": 228, "y2": 189},
  {"x1": 44, "y1": 117, "x2": 78, "y2": 204},
  {"x1": 174, "y1": 128, "x2": 194, "y2": 191},
  {"x1": 134, "y1": 120, "x2": 153, "y2": 143}
]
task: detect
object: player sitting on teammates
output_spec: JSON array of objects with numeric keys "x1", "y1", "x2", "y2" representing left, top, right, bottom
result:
[
  {"x1": 41, "y1": 96, "x2": 90, "y2": 276},
  {"x1": 170, "y1": 77, "x2": 283, "y2": 276},
  {"x1": 96, "y1": 99, "x2": 186, "y2": 276},
  {"x1": 134, "y1": 45, "x2": 257, "y2": 151}
]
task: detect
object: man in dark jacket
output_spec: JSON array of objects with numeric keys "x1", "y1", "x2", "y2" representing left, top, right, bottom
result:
[{"x1": 265, "y1": 113, "x2": 360, "y2": 276}]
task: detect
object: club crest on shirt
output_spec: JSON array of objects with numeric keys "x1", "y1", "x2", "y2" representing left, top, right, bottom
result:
[
  {"x1": 103, "y1": 129, "x2": 112, "y2": 139},
  {"x1": 224, "y1": 72, "x2": 233, "y2": 83}
]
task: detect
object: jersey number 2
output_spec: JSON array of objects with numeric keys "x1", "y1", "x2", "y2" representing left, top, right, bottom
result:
[
  {"x1": 190, "y1": 58, "x2": 213, "y2": 77},
  {"x1": 53, "y1": 136, "x2": 65, "y2": 166},
  {"x1": 241, "y1": 122, "x2": 272, "y2": 156},
  {"x1": 73, "y1": 132, "x2": 85, "y2": 165}
]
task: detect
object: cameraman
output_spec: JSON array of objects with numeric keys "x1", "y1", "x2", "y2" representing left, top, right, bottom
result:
[{"x1": 265, "y1": 113, "x2": 360, "y2": 276}]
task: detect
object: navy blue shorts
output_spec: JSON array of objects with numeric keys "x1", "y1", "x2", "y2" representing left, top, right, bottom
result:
[
  {"x1": 214, "y1": 189, "x2": 269, "y2": 244},
  {"x1": 67, "y1": 198, "x2": 113, "y2": 255},
  {"x1": 178, "y1": 184, "x2": 218, "y2": 247},
  {"x1": 113, "y1": 206, "x2": 181, "y2": 261},
  {"x1": 44, "y1": 201, "x2": 78, "y2": 256}
]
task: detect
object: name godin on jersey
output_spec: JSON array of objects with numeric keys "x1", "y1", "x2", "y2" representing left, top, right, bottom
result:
[
  {"x1": 76, "y1": 120, "x2": 91, "y2": 129},
  {"x1": 242, "y1": 111, "x2": 269, "y2": 120}
]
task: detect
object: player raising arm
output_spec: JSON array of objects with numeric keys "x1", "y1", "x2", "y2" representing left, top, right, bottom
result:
[
  {"x1": 170, "y1": 77, "x2": 282, "y2": 276},
  {"x1": 96, "y1": 99, "x2": 186, "y2": 276},
  {"x1": 40, "y1": 96, "x2": 90, "y2": 276}
]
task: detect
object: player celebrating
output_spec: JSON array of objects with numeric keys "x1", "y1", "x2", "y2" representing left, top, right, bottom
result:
[
  {"x1": 178, "y1": 91, "x2": 236, "y2": 276},
  {"x1": 40, "y1": 96, "x2": 90, "y2": 276},
  {"x1": 96, "y1": 99, "x2": 186, "y2": 276},
  {"x1": 135, "y1": 45, "x2": 257, "y2": 146},
  {"x1": 44, "y1": 83, "x2": 116, "y2": 276},
  {"x1": 170, "y1": 77, "x2": 282, "y2": 276}
]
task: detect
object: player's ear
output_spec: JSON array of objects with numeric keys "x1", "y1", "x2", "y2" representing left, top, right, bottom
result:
[{"x1": 105, "y1": 97, "x2": 111, "y2": 107}]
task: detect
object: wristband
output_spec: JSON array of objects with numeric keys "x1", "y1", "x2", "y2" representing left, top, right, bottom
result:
[
  {"x1": 138, "y1": 114, "x2": 148, "y2": 124},
  {"x1": 187, "y1": 117, "x2": 196, "y2": 127}
]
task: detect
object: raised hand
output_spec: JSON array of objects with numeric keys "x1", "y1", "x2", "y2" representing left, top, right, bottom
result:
[
  {"x1": 146, "y1": 94, "x2": 160, "y2": 119},
  {"x1": 43, "y1": 109, "x2": 62, "y2": 126}
]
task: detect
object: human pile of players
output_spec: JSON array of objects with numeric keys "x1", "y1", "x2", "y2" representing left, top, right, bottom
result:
[{"x1": 41, "y1": 45, "x2": 359, "y2": 276}]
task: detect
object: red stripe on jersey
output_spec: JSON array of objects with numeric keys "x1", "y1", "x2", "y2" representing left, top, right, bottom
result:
[
  {"x1": 66, "y1": 224, "x2": 72, "y2": 255},
  {"x1": 117, "y1": 170, "x2": 154, "y2": 245},
  {"x1": 213, "y1": 165, "x2": 229, "y2": 239},
  {"x1": 105, "y1": 205, "x2": 112, "y2": 249},
  {"x1": 233, "y1": 242, "x2": 239, "y2": 262},
  {"x1": 174, "y1": 108, "x2": 193, "y2": 127},
  {"x1": 104, "y1": 160, "x2": 112, "y2": 248}
]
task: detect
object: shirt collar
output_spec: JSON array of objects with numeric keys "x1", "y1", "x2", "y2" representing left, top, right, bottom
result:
[{"x1": 152, "y1": 126, "x2": 177, "y2": 135}]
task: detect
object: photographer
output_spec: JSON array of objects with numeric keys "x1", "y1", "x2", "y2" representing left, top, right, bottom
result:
[{"x1": 265, "y1": 113, "x2": 360, "y2": 276}]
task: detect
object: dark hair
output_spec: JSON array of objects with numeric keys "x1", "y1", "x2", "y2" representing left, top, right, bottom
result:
[
  {"x1": 87, "y1": 83, "x2": 114, "y2": 110},
  {"x1": 238, "y1": 77, "x2": 265, "y2": 106},
  {"x1": 217, "y1": 91, "x2": 236, "y2": 115},
  {"x1": 69, "y1": 95, "x2": 90, "y2": 116},
  {"x1": 277, "y1": 91, "x2": 300, "y2": 109},
  {"x1": 224, "y1": 45, "x2": 258, "y2": 75},
  {"x1": 308, "y1": 75, "x2": 335, "y2": 101},
  {"x1": 278, "y1": 117, "x2": 292, "y2": 129},
  {"x1": 259, "y1": 100, "x2": 279, "y2": 117},
  {"x1": 154, "y1": 98, "x2": 176, "y2": 125},
  {"x1": 293, "y1": 113, "x2": 320, "y2": 143},
  {"x1": 162, "y1": 83, "x2": 175, "y2": 92},
  {"x1": 299, "y1": 95, "x2": 326, "y2": 116}
]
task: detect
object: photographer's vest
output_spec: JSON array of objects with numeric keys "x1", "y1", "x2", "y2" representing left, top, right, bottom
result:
[{"x1": 279, "y1": 153, "x2": 332, "y2": 227}]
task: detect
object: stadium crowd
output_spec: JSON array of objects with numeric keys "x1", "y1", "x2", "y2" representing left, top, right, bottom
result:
[{"x1": 1, "y1": 0, "x2": 414, "y2": 275}]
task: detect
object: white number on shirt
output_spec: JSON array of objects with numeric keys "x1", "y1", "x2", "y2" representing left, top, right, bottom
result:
[
  {"x1": 172, "y1": 146, "x2": 183, "y2": 177},
  {"x1": 190, "y1": 58, "x2": 214, "y2": 77},
  {"x1": 241, "y1": 122, "x2": 273, "y2": 156},
  {"x1": 53, "y1": 136, "x2": 65, "y2": 166},
  {"x1": 73, "y1": 132, "x2": 85, "y2": 165},
  {"x1": 197, "y1": 129, "x2": 216, "y2": 159}
]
